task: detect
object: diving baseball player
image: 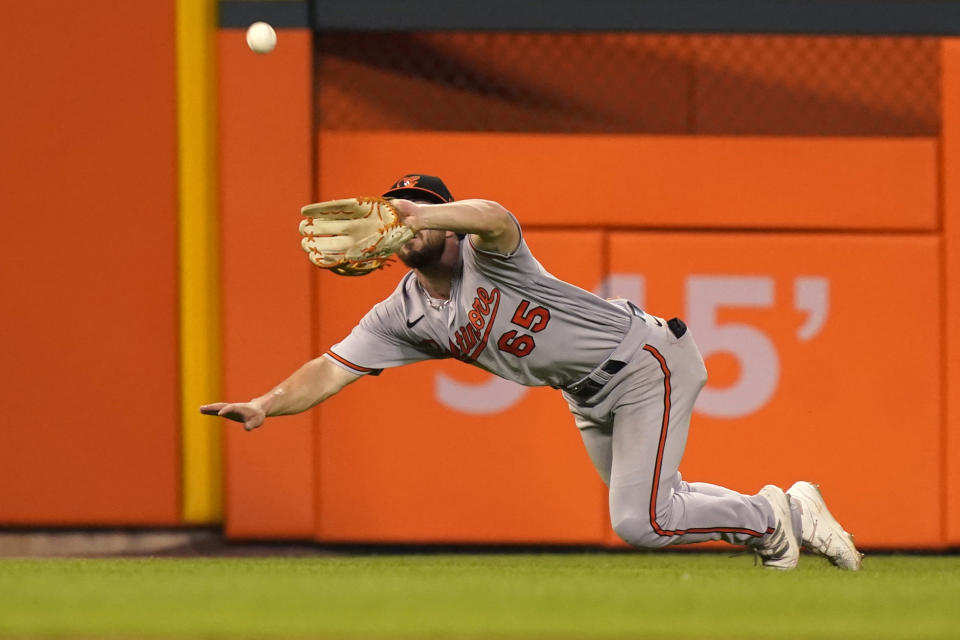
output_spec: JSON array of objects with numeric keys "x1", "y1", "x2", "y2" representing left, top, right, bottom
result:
[{"x1": 201, "y1": 174, "x2": 862, "y2": 570}]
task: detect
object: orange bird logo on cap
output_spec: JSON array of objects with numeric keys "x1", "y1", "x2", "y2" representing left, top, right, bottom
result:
[{"x1": 395, "y1": 175, "x2": 421, "y2": 188}]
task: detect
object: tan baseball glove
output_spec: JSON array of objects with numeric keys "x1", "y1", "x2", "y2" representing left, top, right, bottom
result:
[{"x1": 298, "y1": 197, "x2": 415, "y2": 276}]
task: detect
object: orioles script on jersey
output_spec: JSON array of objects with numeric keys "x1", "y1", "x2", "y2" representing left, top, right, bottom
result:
[{"x1": 449, "y1": 286, "x2": 501, "y2": 362}]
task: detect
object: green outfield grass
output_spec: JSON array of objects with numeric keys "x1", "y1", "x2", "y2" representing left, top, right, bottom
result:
[{"x1": 0, "y1": 553, "x2": 957, "y2": 639}]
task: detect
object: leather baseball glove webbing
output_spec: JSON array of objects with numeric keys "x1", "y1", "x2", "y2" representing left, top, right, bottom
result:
[{"x1": 298, "y1": 197, "x2": 414, "y2": 276}]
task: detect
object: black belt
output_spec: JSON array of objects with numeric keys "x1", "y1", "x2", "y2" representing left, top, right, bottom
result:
[
  {"x1": 564, "y1": 359, "x2": 627, "y2": 400},
  {"x1": 564, "y1": 305, "x2": 687, "y2": 402}
]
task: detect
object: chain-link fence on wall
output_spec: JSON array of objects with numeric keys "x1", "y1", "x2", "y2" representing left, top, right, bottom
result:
[{"x1": 316, "y1": 33, "x2": 939, "y2": 136}]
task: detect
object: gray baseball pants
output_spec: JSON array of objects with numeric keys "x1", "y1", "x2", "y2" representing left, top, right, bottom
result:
[{"x1": 565, "y1": 313, "x2": 775, "y2": 549}]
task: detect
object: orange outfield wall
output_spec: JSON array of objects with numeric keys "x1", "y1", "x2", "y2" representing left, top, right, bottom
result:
[
  {"x1": 317, "y1": 132, "x2": 937, "y2": 231},
  {"x1": 303, "y1": 222, "x2": 942, "y2": 548},
  {"x1": 0, "y1": 3, "x2": 180, "y2": 524},
  {"x1": 605, "y1": 232, "x2": 941, "y2": 548},
  {"x1": 311, "y1": 229, "x2": 941, "y2": 548},
  {"x1": 218, "y1": 28, "x2": 316, "y2": 538},
  {"x1": 943, "y1": 39, "x2": 960, "y2": 546}
]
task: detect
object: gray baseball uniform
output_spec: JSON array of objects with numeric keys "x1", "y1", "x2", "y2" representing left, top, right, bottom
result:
[{"x1": 327, "y1": 225, "x2": 777, "y2": 550}]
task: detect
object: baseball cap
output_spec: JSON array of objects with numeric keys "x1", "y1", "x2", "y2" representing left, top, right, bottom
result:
[{"x1": 382, "y1": 174, "x2": 454, "y2": 204}]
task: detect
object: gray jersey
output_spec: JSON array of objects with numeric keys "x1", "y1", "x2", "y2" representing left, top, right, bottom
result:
[{"x1": 327, "y1": 228, "x2": 644, "y2": 388}]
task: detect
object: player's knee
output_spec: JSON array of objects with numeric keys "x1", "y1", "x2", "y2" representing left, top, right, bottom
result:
[
  {"x1": 611, "y1": 488, "x2": 682, "y2": 549},
  {"x1": 610, "y1": 512, "x2": 670, "y2": 549}
]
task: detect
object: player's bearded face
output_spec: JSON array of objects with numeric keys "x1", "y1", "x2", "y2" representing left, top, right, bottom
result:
[{"x1": 397, "y1": 229, "x2": 447, "y2": 268}]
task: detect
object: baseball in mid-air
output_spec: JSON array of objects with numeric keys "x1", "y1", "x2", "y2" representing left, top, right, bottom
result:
[{"x1": 246, "y1": 21, "x2": 277, "y2": 54}]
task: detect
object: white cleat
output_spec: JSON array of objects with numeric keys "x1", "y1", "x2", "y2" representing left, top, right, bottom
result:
[
  {"x1": 755, "y1": 484, "x2": 800, "y2": 570},
  {"x1": 787, "y1": 481, "x2": 863, "y2": 571}
]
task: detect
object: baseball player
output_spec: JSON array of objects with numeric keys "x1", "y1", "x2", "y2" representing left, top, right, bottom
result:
[{"x1": 202, "y1": 174, "x2": 862, "y2": 570}]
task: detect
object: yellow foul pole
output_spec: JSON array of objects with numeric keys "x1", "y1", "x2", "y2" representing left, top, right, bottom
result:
[{"x1": 175, "y1": 0, "x2": 221, "y2": 522}]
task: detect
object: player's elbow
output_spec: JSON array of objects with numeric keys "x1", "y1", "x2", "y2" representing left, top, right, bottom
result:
[
  {"x1": 468, "y1": 199, "x2": 510, "y2": 229},
  {"x1": 472, "y1": 200, "x2": 519, "y2": 246}
]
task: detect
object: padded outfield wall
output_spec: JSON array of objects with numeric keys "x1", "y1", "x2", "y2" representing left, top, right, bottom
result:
[{"x1": 2, "y1": 0, "x2": 959, "y2": 550}]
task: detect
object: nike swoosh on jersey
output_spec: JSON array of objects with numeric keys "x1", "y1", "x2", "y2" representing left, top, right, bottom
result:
[{"x1": 406, "y1": 316, "x2": 424, "y2": 328}]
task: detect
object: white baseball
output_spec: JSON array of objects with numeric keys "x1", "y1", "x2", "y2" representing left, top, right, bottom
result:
[{"x1": 246, "y1": 21, "x2": 277, "y2": 54}]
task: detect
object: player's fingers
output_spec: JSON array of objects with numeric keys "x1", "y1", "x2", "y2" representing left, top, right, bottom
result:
[
  {"x1": 199, "y1": 403, "x2": 227, "y2": 415},
  {"x1": 390, "y1": 199, "x2": 420, "y2": 228},
  {"x1": 218, "y1": 404, "x2": 242, "y2": 417}
]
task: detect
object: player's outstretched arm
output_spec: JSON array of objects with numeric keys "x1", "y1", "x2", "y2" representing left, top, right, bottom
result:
[
  {"x1": 393, "y1": 199, "x2": 520, "y2": 255},
  {"x1": 199, "y1": 356, "x2": 360, "y2": 431}
]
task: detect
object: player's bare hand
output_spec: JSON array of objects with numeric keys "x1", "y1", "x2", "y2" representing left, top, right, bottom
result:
[
  {"x1": 199, "y1": 402, "x2": 266, "y2": 431},
  {"x1": 390, "y1": 199, "x2": 423, "y2": 232}
]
